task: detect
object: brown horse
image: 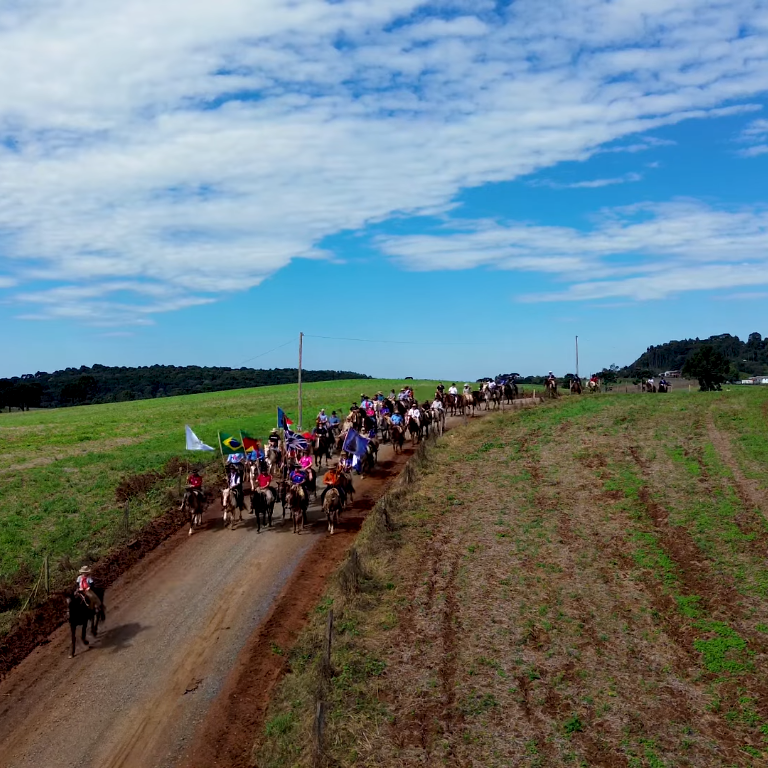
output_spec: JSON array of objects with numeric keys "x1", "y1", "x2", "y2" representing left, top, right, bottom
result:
[
  {"x1": 181, "y1": 487, "x2": 206, "y2": 536},
  {"x1": 545, "y1": 378, "x2": 559, "y2": 399},
  {"x1": 390, "y1": 423, "x2": 405, "y2": 453},
  {"x1": 323, "y1": 487, "x2": 342, "y2": 534},
  {"x1": 287, "y1": 485, "x2": 309, "y2": 533},
  {"x1": 570, "y1": 378, "x2": 582, "y2": 395}
]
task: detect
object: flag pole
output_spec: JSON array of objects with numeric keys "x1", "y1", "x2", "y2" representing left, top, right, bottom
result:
[
  {"x1": 217, "y1": 431, "x2": 226, "y2": 468},
  {"x1": 575, "y1": 335, "x2": 579, "y2": 379},
  {"x1": 298, "y1": 331, "x2": 303, "y2": 431}
]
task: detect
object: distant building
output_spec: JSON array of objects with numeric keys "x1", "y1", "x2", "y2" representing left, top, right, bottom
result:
[
  {"x1": 664, "y1": 370, "x2": 682, "y2": 378},
  {"x1": 743, "y1": 377, "x2": 768, "y2": 385}
]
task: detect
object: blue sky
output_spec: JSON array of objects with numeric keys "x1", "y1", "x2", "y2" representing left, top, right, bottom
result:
[{"x1": 1, "y1": 0, "x2": 767, "y2": 380}]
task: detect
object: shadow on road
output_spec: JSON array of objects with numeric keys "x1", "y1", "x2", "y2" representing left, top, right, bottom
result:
[{"x1": 97, "y1": 622, "x2": 148, "y2": 654}]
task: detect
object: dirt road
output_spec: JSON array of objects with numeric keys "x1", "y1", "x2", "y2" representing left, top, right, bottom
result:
[{"x1": 0, "y1": 411, "x2": 482, "y2": 768}]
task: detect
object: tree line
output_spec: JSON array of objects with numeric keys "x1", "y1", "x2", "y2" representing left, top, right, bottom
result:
[
  {"x1": 594, "y1": 332, "x2": 767, "y2": 390},
  {"x1": 0, "y1": 365, "x2": 371, "y2": 411}
]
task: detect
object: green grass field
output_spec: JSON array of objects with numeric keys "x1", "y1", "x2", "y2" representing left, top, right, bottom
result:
[
  {"x1": 0, "y1": 379, "x2": 441, "y2": 602},
  {"x1": 255, "y1": 386, "x2": 768, "y2": 767}
]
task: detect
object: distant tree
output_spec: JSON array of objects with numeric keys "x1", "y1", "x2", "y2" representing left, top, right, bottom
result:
[
  {"x1": 10, "y1": 382, "x2": 43, "y2": 410},
  {"x1": 682, "y1": 346, "x2": 730, "y2": 391},
  {"x1": 598, "y1": 365, "x2": 619, "y2": 385}
]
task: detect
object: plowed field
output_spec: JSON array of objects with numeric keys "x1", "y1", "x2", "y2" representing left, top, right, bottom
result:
[{"x1": 257, "y1": 388, "x2": 768, "y2": 767}]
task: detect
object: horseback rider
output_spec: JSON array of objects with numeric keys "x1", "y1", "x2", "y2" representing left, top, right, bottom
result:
[
  {"x1": 338, "y1": 451, "x2": 353, "y2": 473},
  {"x1": 328, "y1": 410, "x2": 340, "y2": 431},
  {"x1": 432, "y1": 396, "x2": 444, "y2": 412},
  {"x1": 436, "y1": 383, "x2": 445, "y2": 395},
  {"x1": 317, "y1": 408, "x2": 328, "y2": 426},
  {"x1": 463, "y1": 383, "x2": 471, "y2": 396},
  {"x1": 226, "y1": 461, "x2": 244, "y2": 488},
  {"x1": 547, "y1": 371, "x2": 556, "y2": 382},
  {"x1": 321, "y1": 466, "x2": 347, "y2": 507},
  {"x1": 74, "y1": 566, "x2": 103, "y2": 611},
  {"x1": 186, "y1": 468, "x2": 203, "y2": 498},
  {"x1": 448, "y1": 383, "x2": 458, "y2": 396},
  {"x1": 407, "y1": 403, "x2": 421, "y2": 426}
]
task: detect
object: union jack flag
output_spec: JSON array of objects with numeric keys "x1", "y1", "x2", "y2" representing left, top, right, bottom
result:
[{"x1": 284, "y1": 429, "x2": 308, "y2": 452}]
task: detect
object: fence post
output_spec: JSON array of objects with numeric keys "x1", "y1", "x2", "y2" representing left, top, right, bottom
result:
[
  {"x1": 322, "y1": 609, "x2": 334, "y2": 680},
  {"x1": 312, "y1": 701, "x2": 325, "y2": 768}
]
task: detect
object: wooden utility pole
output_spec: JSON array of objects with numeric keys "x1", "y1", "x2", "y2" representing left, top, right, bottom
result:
[
  {"x1": 298, "y1": 332, "x2": 304, "y2": 431},
  {"x1": 575, "y1": 336, "x2": 580, "y2": 379}
]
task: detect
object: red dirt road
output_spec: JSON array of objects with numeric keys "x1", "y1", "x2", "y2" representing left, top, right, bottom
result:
[{"x1": 0, "y1": 412, "x2": 481, "y2": 768}]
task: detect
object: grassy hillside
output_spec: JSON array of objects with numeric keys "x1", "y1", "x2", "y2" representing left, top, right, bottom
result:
[
  {"x1": 0, "y1": 379, "x2": 440, "y2": 600},
  {"x1": 256, "y1": 387, "x2": 768, "y2": 767}
]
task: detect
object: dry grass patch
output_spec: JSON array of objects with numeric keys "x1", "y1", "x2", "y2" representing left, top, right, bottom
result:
[{"x1": 255, "y1": 392, "x2": 768, "y2": 767}]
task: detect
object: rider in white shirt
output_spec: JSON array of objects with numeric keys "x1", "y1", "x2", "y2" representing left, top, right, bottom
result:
[
  {"x1": 432, "y1": 398, "x2": 444, "y2": 411},
  {"x1": 463, "y1": 384, "x2": 471, "y2": 395},
  {"x1": 448, "y1": 384, "x2": 458, "y2": 396},
  {"x1": 407, "y1": 405, "x2": 421, "y2": 424},
  {"x1": 317, "y1": 409, "x2": 328, "y2": 425}
]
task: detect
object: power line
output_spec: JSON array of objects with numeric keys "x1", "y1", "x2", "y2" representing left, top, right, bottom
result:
[
  {"x1": 239, "y1": 339, "x2": 294, "y2": 365},
  {"x1": 304, "y1": 334, "x2": 473, "y2": 346}
]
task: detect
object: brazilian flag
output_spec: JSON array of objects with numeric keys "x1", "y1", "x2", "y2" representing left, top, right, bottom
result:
[{"x1": 219, "y1": 432, "x2": 244, "y2": 456}]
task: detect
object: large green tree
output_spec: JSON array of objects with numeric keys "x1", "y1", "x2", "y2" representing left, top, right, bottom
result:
[{"x1": 682, "y1": 345, "x2": 730, "y2": 391}]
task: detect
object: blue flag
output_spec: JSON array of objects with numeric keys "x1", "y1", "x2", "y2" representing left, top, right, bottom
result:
[
  {"x1": 277, "y1": 407, "x2": 294, "y2": 429},
  {"x1": 342, "y1": 428, "x2": 369, "y2": 460}
]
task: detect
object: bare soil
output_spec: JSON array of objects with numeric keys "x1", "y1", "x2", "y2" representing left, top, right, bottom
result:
[{"x1": 255, "y1": 394, "x2": 768, "y2": 767}]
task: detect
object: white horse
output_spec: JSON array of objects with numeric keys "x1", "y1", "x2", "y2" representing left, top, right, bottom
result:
[
  {"x1": 221, "y1": 485, "x2": 246, "y2": 528},
  {"x1": 430, "y1": 407, "x2": 445, "y2": 437}
]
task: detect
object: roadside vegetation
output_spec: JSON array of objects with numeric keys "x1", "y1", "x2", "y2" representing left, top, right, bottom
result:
[
  {"x1": 0, "y1": 378, "x2": 440, "y2": 628},
  {"x1": 255, "y1": 387, "x2": 768, "y2": 767}
]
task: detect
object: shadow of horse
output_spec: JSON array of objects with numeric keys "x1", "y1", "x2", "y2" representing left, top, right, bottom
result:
[{"x1": 97, "y1": 622, "x2": 149, "y2": 654}]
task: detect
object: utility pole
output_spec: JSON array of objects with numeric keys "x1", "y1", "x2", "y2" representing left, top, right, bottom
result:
[
  {"x1": 298, "y1": 332, "x2": 303, "y2": 431},
  {"x1": 575, "y1": 336, "x2": 579, "y2": 379}
]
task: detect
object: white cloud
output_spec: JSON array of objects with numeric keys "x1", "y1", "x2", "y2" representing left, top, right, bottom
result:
[
  {"x1": 0, "y1": 0, "x2": 767, "y2": 321},
  {"x1": 736, "y1": 117, "x2": 768, "y2": 155},
  {"x1": 378, "y1": 200, "x2": 768, "y2": 301},
  {"x1": 531, "y1": 172, "x2": 643, "y2": 189}
]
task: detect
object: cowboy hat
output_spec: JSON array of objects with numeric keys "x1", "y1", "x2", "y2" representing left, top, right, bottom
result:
[{"x1": 78, "y1": 565, "x2": 92, "y2": 574}]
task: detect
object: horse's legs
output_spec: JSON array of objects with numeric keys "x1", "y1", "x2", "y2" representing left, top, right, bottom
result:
[
  {"x1": 81, "y1": 623, "x2": 89, "y2": 648},
  {"x1": 70, "y1": 624, "x2": 77, "y2": 658}
]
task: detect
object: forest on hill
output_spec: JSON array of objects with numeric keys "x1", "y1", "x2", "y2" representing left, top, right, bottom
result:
[
  {"x1": 0, "y1": 365, "x2": 370, "y2": 411},
  {"x1": 616, "y1": 332, "x2": 768, "y2": 379}
]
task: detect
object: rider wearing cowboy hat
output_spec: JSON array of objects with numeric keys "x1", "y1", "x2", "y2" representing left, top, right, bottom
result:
[{"x1": 75, "y1": 566, "x2": 103, "y2": 611}]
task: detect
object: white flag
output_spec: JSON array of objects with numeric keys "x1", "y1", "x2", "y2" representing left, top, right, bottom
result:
[{"x1": 185, "y1": 425, "x2": 214, "y2": 451}]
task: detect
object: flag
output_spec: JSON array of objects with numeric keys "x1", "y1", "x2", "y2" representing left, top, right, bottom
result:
[
  {"x1": 284, "y1": 428, "x2": 308, "y2": 452},
  {"x1": 240, "y1": 431, "x2": 263, "y2": 460},
  {"x1": 277, "y1": 407, "x2": 293, "y2": 429},
  {"x1": 218, "y1": 432, "x2": 245, "y2": 462},
  {"x1": 185, "y1": 425, "x2": 214, "y2": 452},
  {"x1": 342, "y1": 428, "x2": 369, "y2": 460}
]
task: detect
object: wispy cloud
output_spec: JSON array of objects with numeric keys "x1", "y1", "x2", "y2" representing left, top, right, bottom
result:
[
  {"x1": 736, "y1": 118, "x2": 768, "y2": 156},
  {"x1": 531, "y1": 172, "x2": 643, "y2": 190},
  {"x1": 378, "y1": 200, "x2": 768, "y2": 301},
  {"x1": 0, "y1": 1, "x2": 767, "y2": 321}
]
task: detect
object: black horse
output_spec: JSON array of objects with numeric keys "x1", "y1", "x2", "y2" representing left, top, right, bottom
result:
[
  {"x1": 251, "y1": 485, "x2": 277, "y2": 530},
  {"x1": 313, "y1": 432, "x2": 333, "y2": 468},
  {"x1": 67, "y1": 586, "x2": 106, "y2": 658}
]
